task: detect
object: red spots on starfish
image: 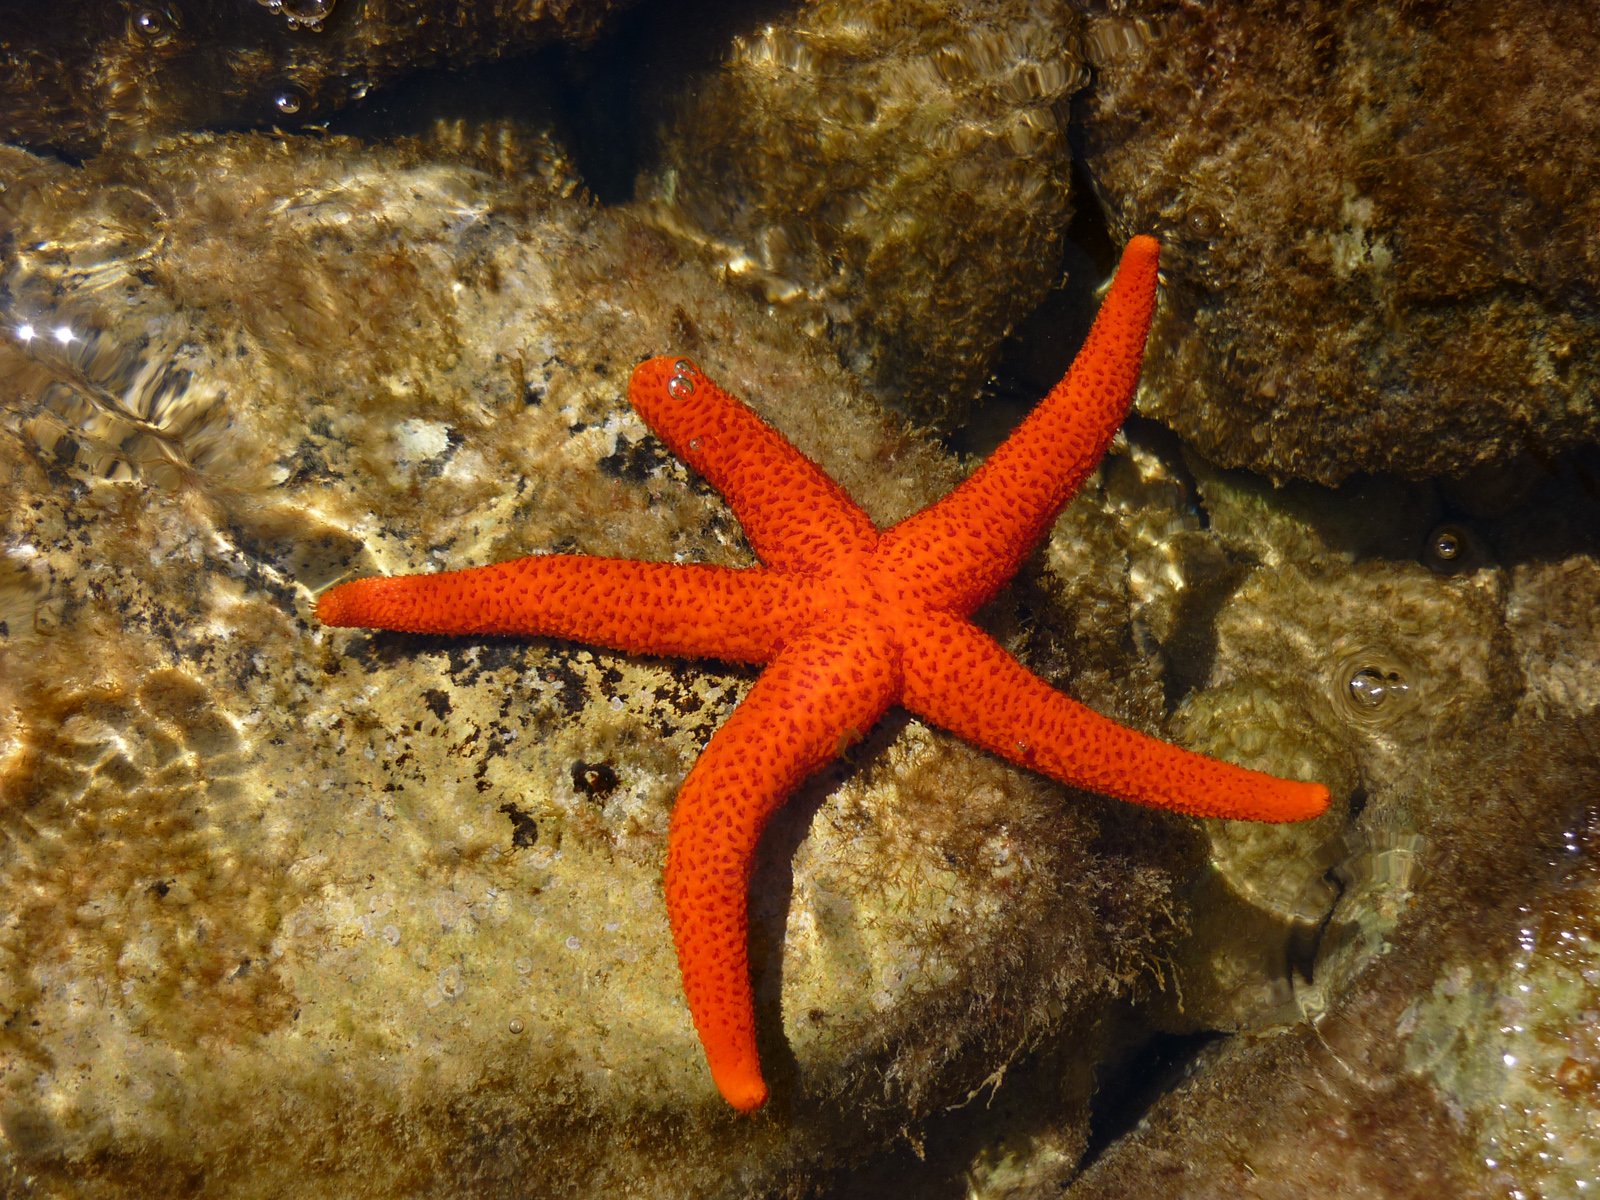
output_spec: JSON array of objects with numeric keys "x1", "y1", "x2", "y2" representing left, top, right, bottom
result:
[
  {"x1": 629, "y1": 356, "x2": 879, "y2": 571},
  {"x1": 317, "y1": 556, "x2": 803, "y2": 663},
  {"x1": 664, "y1": 616, "x2": 900, "y2": 1112},
  {"x1": 315, "y1": 236, "x2": 1331, "y2": 1113},
  {"x1": 897, "y1": 609, "x2": 1325, "y2": 823}
]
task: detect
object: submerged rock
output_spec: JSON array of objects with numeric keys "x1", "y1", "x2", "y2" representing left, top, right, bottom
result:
[
  {"x1": 0, "y1": 0, "x2": 634, "y2": 156},
  {"x1": 0, "y1": 133, "x2": 1207, "y2": 1198},
  {"x1": 4, "y1": 6, "x2": 1596, "y2": 1182},
  {"x1": 960, "y1": 452, "x2": 1600, "y2": 1199},
  {"x1": 1064, "y1": 714, "x2": 1600, "y2": 1200},
  {"x1": 638, "y1": 0, "x2": 1087, "y2": 430},
  {"x1": 1078, "y1": 0, "x2": 1600, "y2": 485}
]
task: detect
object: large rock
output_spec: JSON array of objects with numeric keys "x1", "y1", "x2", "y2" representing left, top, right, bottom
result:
[
  {"x1": 0, "y1": 134, "x2": 1209, "y2": 1198},
  {"x1": 638, "y1": 0, "x2": 1088, "y2": 429},
  {"x1": 1078, "y1": 0, "x2": 1600, "y2": 485},
  {"x1": 0, "y1": 0, "x2": 635, "y2": 156},
  {"x1": 949, "y1": 450, "x2": 1600, "y2": 1198}
]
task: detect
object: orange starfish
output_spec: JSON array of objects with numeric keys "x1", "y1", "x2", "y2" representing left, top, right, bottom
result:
[{"x1": 316, "y1": 236, "x2": 1329, "y2": 1113}]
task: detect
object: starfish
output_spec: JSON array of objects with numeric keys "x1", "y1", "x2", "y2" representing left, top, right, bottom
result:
[{"x1": 315, "y1": 236, "x2": 1329, "y2": 1113}]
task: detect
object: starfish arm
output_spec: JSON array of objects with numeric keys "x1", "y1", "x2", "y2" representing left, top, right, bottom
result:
[
  {"x1": 629, "y1": 356, "x2": 880, "y2": 571},
  {"x1": 316, "y1": 556, "x2": 804, "y2": 664},
  {"x1": 876, "y1": 236, "x2": 1161, "y2": 616},
  {"x1": 899, "y1": 610, "x2": 1329, "y2": 823},
  {"x1": 664, "y1": 616, "x2": 900, "y2": 1112}
]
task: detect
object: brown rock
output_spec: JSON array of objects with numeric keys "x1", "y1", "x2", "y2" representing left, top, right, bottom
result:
[{"x1": 1078, "y1": 0, "x2": 1600, "y2": 484}]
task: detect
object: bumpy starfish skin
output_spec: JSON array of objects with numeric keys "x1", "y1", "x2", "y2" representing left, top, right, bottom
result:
[{"x1": 316, "y1": 236, "x2": 1330, "y2": 1113}]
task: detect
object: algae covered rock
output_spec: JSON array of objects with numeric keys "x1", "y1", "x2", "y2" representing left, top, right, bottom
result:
[
  {"x1": 923, "y1": 439, "x2": 1600, "y2": 1198},
  {"x1": 1065, "y1": 708, "x2": 1600, "y2": 1200},
  {"x1": 1040, "y1": 450, "x2": 1600, "y2": 1199},
  {"x1": 1078, "y1": 0, "x2": 1600, "y2": 485},
  {"x1": 0, "y1": 0, "x2": 635, "y2": 156},
  {"x1": 0, "y1": 133, "x2": 1201, "y2": 1198},
  {"x1": 638, "y1": 0, "x2": 1088, "y2": 429}
]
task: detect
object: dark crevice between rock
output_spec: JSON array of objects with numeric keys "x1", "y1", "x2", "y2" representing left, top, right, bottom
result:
[{"x1": 1078, "y1": 1029, "x2": 1227, "y2": 1174}]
